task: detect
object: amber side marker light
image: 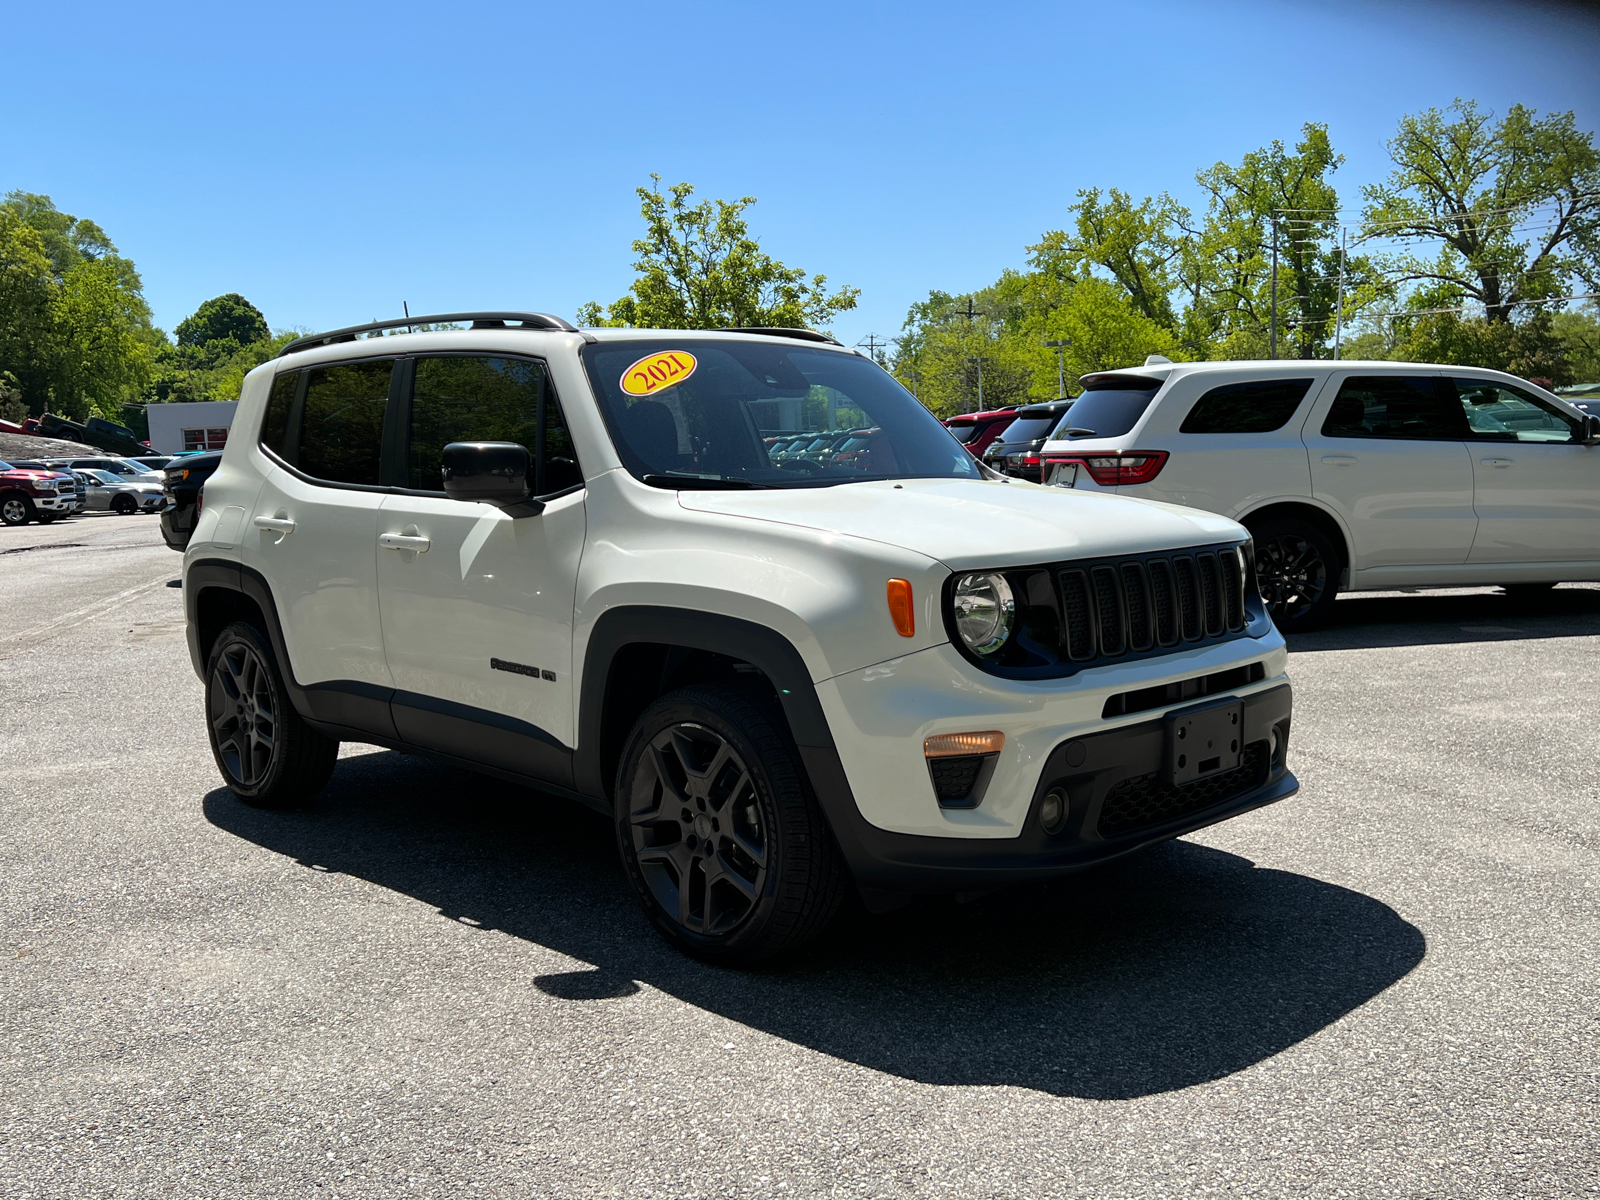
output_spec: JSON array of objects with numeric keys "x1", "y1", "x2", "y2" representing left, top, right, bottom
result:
[
  {"x1": 924, "y1": 731, "x2": 1006, "y2": 758},
  {"x1": 886, "y1": 578, "x2": 915, "y2": 637}
]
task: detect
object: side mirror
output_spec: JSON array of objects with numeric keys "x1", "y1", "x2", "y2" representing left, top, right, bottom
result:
[
  {"x1": 1584, "y1": 415, "x2": 1600, "y2": 446},
  {"x1": 441, "y1": 441, "x2": 543, "y2": 517}
]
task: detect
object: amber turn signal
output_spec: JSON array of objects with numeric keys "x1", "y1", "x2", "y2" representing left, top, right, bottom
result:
[
  {"x1": 923, "y1": 730, "x2": 1006, "y2": 759},
  {"x1": 886, "y1": 578, "x2": 915, "y2": 637}
]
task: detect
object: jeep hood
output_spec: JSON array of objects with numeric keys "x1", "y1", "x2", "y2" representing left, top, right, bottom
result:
[{"x1": 676, "y1": 477, "x2": 1244, "y2": 570}]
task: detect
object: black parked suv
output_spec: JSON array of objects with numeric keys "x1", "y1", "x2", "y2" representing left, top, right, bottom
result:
[
  {"x1": 981, "y1": 400, "x2": 1074, "y2": 479},
  {"x1": 159, "y1": 451, "x2": 222, "y2": 551}
]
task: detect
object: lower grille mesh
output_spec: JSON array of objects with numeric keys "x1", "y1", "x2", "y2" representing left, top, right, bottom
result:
[{"x1": 1097, "y1": 742, "x2": 1268, "y2": 837}]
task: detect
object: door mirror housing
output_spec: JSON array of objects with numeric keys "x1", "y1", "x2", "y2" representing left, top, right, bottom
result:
[
  {"x1": 1583, "y1": 415, "x2": 1600, "y2": 446},
  {"x1": 441, "y1": 442, "x2": 544, "y2": 517}
]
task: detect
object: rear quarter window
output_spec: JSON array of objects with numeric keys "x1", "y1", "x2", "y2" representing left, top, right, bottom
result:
[{"x1": 1180, "y1": 379, "x2": 1314, "y2": 434}]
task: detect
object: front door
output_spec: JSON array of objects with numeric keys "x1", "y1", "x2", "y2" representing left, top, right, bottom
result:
[
  {"x1": 1451, "y1": 376, "x2": 1600, "y2": 564},
  {"x1": 1302, "y1": 371, "x2": 1477, "y2": 572},
  {"x1": 374, "y1": 353, "x2": 587, "y2": 787}
]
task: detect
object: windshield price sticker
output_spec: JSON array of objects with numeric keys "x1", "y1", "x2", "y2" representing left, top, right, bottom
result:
[{"x1": 621, "y1": 351, "x2": 697, "y2": 396}]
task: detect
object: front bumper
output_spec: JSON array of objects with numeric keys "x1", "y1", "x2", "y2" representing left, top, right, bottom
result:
[
  {"x1": 806, "y1": 683, "x2": 1295, "y2": 894},
  {"x1": 34, "y1": 494, "x2": 78, "y2": 512}
]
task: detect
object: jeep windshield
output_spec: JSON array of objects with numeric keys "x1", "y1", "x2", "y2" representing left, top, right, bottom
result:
[{"x1": 582, "y1": 338, "x2": 984, "y2": 488}]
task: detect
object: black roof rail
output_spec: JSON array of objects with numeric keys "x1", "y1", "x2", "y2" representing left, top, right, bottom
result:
[
  {"x1": 278, "y1": 311, "x2": 579, "y2": 358},
  {"x1": 708, "y1": 326, "x2": 843, "y2": 346}
]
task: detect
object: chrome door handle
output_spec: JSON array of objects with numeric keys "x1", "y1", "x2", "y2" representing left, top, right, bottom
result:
[
  {"x1": 379, "y1": 532, "x2": 431, "y2": 553},
  {"x1": 1480, "y1": 458, "x2": 1514, "y2": 467},
  {"x1": 1321, "y1": 455, "x2": 1358, "y2": 465}
]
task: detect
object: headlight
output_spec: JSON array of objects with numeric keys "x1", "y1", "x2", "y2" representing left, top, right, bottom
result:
[{"x1": 952, "y1": 572, "x2": 1015, "y2": 655}]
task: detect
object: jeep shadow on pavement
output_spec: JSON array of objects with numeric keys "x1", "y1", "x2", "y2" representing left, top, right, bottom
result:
[{"x1": 204, "y1": 748, "x2": 1424, "y2": 1101}]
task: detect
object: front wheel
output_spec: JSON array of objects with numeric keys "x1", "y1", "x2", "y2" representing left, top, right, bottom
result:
[
  {"x1": 205, "y1": 621, "x2": 338, "y2": 808},
  {"x1": 1, "y1": 495, "x2": 34, "y2": 526},
  {"x1": 1251, "y1": 519, "x2": 1340, "y2": 631},
  {"x1": 614, "y1": 685, "x2": 846, "y2": 965},
  {"x1": 111, "y1": 494, "x2": 137, "y2": 515}
]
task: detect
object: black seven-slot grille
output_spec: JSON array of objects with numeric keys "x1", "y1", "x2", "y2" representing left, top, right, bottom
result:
[{"x1": 1058, "y1": 546, "x2": 1246, "y2": 663}]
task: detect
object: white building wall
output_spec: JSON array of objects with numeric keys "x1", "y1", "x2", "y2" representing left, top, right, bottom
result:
[{"x1": 146, "y1": 401, "x2": 240, "y2": 455}]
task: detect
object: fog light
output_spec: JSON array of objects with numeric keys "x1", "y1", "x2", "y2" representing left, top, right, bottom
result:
[{"x1": 1039, "y1": 786, "x2": 1070, "y2": 835}]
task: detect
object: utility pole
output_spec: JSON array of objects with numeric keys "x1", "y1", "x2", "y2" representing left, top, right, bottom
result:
[
  {"x1": 856, "y1": 333, "x2": 889, "y2": 365},
  {"x1": 1044, "y1": 339, "x2": 1070, "y2": 399},
  {"x1": 957, "y1": 297, "x2": 981, "y2": 323},
  {"x1": 964, "y1": 356, "x2": 990, "y2": 413},
  {"x1": 904, "y1": 369, "x2": 923, "y2": 402},
  {"x1": 1269, "y1": 212, "x2": 1279, "y2": 360},
  {"x1": 1334, "y1": 226, "x2": 1347, "y2": 361}
]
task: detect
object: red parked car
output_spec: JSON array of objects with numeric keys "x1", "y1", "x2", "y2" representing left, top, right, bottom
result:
[
  {"x1": 0, "y1": 459, "x2": 82, "y2": 526},
  {"x1": 943, "y1": 406, "x2": 1018, "y2": 458}
]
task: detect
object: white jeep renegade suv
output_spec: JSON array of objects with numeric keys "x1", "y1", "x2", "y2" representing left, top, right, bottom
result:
[
  {"x1": 183, "y1": 313, "x2": 1297, "y2": 962},
  {"x1": 1040, "y1": 359, "x2": 1600, "y2": 629}
]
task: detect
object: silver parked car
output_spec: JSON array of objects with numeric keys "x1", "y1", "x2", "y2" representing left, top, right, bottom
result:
[{"x1": 76, "y1": 469, "x2": 168, "y2": 515}]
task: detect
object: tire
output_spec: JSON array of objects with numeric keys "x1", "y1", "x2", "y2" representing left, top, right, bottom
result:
[
  {"x1": 1252, "y1": 518, "x2": 1340, "y2": 632},
  {"x1": 205, "y1": 621, "x2": 338, "y2": 808},
  {"x1": 1, "y1": 494, "x2": 35, "y2": 526},
  {"x1": 614, "y1": 684, "x2": 847, "y2": 965},
  {"x1": 111, "y1": 494, "x2": 137, "y2": 515}
]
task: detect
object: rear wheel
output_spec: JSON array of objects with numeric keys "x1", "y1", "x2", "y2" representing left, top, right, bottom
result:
[
  {"x1": 205, "y1": 621, "x2": 338, "y2": 808},
  {"x1": 1252, "y1": 518, "x2": 1340, "y2": 631},
  {"x1": 1, "y1": 495, "x2": 35, "y2": 526},
  {"x1": 615, "y1": 685, "x2": 846, "y2": 964}
]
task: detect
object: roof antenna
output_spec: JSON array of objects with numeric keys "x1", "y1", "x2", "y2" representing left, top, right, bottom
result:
[{"x1": 403, "y1": 300, "x2": 413, "y2": 333}]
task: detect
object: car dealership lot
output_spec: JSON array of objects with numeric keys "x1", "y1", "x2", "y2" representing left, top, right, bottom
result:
[{"x1": 3, "y1": 518, "x2": 1597, "y2": 1198}]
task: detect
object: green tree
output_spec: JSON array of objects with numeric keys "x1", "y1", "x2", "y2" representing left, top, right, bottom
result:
[
  {"x1": 579, "y1": 176, "x2": 859, "y2": 330},
  {"x1": 51, "y1": 258, "x2": 154, "y2": 417},
  {"x1": 175, "y1": 293, "x2": 269, "y2": 365},
  {"x1": 0, "y1": 210, "x2": 57, "y2": 410},
  {"x1": 1028, "y1": 188, "x2": 1185, "y2": 327},
  {"x1": 1361, "y1": 100, "x2": 1600, "y2": 323}
]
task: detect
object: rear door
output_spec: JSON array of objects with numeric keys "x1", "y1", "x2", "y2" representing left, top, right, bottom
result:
[
  {"x1": 1451, "y1": 376, "x2": 1600, "y2": 564},
  {"x1": 1302, "y1": 370, "x2": 1476, "y2": 571},
  {"x1": 244, "y1": 360, "x2": 395, "y2": 705}
]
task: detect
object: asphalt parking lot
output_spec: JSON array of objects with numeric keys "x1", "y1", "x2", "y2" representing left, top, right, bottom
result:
[{"x1": 3, "y1": 515, "x2": 1597, "y2": 1199}]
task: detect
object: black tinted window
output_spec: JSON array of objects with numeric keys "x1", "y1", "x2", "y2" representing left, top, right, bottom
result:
[
  {"x1": 1322, "y1": 375, "x2": 1464, "y2": 440},
  {"x1": 997, "y1": 415, "x2": 1061, "y2": 442},
  {"x1": 1053, "y1": 387, "x2": 1158, "y2": 440},
  {"x1": 1181, "y1": 379, "x2": 1312, "y2": 434},
  {"x1": 948, "y1": 423, "x2": 980, "y2": 444},
  {"x1": 261, "y1": 370, "x2": 297, "y2": 456},
  {"x1": 299, "y1": 361, "x2": 392, "y2": 486},
  {"x1": 408, "y1": 355, "x2": 582, "y2": 496}
]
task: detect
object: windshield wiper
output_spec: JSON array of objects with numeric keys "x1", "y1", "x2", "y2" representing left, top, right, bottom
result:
[
  {"x1": 1060, "y1": 428, "x2": 1097, "y2": 437},
  {"x1": 642, "y1": 473, "x2": 772, "y2": 490}
]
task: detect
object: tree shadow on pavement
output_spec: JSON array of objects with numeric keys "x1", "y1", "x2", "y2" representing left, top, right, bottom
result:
[
  {"x1": 205, "y1": 752, "x2": 1424, "y2": 1100},
  {"x1": 1290, "y1": 584, "x2": 1600, "y2": 652}
]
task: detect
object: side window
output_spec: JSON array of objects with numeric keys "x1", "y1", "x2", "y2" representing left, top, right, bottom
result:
[
  {"x1": 1321, "y1": 375, "x2": 1464, "y2": 440},
  {"x1": 1451, "y1": 378, "x2": 1580, "y2": 443},
  {"x1": 299, "y1": 360, "x2": 393, "y2": 486},
  {"x1": 1180, "y1": 378, "x2": 1314, "y2": 434},
  {"x1": 260, "y1": 371, "x2": 297, "y2": 456},
  {"x1": 408, "y1": 355, "x2": 583, "y2": 496}
]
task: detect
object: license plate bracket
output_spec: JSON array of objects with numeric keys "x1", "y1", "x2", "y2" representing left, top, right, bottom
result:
[
  {"x1": 1047, "y1": 462, "x2": 1078, "y2": 488},
  {"x1": 1163, "y1": 698, "x2": 1243, "y2": 787}
]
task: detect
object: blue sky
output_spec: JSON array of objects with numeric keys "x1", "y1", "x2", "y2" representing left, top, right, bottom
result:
[{"x1": 3, "y1": 0, "x2": 1597, "y2": 349}]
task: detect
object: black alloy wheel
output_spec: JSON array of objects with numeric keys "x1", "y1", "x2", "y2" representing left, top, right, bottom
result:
[
  {"x1": 1, "y1": 495, "x2": 34, "y2": 526},
  {"x1": 1252, "y1": 519, "x2": 1340, "y2": 631},
  {"x1": 204, "y1": 621, "x2": 338, "y2": 808},
  {"x1": 615, "y1": 685, "x2": 846, "y2": 964},
  {"x1": 629, "y1": 724, "x2": 770, "y2": 938},
  {"x1": 112, "y1": 494, "x2": 137, "y2": 515},
  {"x1": 210, "y1": 639, "x2": 279, "y2": 788}
]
